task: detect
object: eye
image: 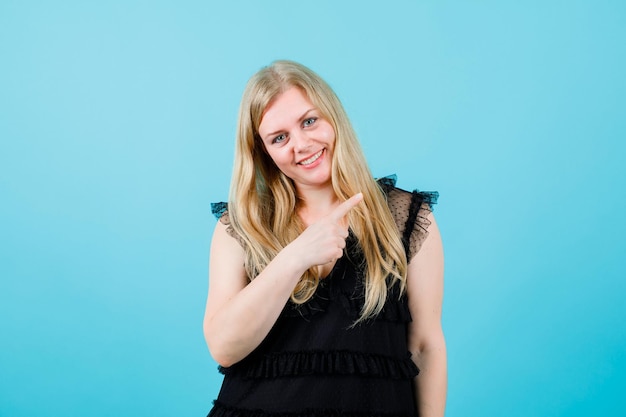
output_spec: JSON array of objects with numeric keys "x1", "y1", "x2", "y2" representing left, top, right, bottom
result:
[
  {"x1": 302, "y1": 117, "x2": 317, "y2": 128},
  {"x1": 271, "y1": 133, "x2": 287, "y2": 144}
]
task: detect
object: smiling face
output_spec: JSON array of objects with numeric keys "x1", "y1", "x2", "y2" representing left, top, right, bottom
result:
[{"x1": 257, "y1": 87, "x2": 336, "y2": 194}]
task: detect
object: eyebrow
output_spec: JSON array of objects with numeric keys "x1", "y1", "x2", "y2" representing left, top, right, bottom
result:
[{"x1": 262, "y1": 108, "x2": 317, "y2": 141}]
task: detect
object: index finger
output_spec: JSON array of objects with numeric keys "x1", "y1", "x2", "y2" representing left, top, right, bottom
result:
[{"x1": 331, "y1": 193, "x2": 363, "y2": 221}]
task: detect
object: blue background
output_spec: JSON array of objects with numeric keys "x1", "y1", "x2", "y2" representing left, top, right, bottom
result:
[{"x1": 1, "y1": 1, "x2": 624, "y2": 416}]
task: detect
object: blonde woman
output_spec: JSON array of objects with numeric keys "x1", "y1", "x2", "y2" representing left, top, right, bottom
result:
[{"x1": 204, "y1": 60, "x2": 446, "y2": 417}]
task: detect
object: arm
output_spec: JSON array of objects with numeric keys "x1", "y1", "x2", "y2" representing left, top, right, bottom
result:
[
  {"x1": 203, "y1": 194, "x2": 363, "y2": 367},
  {"x1": 203, "y1": 221, "x2": 307, "y2": 367},
  {"x1": 407, "y1": 213, "x2": 447, "y2": 417}
]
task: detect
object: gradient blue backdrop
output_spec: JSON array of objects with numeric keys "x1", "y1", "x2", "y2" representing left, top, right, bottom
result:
[{"x1": 1, "y1": 1, "x2": 624, "y2": 416}]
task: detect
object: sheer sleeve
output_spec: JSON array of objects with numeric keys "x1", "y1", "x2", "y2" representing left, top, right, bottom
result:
[
  {"x1": 210, "y1": 202, "x2": 246, "y2": 248},
  {"x1": 377, "y1": 175, "x2": 439, "y2": 261}
]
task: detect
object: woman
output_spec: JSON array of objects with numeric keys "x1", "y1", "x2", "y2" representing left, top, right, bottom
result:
[{"x1": 204, "y1": 60, "x2": 446, "y2": 416}]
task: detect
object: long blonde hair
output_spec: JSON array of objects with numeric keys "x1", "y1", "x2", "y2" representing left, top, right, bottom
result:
[{"x1": 228, "y1": 60, "x2": 407, "y2": 323}]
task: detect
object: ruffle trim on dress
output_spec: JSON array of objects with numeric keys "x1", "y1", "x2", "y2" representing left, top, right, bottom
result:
[
  {"x1": 219, "y1": 350, "x2": 419, "y2": 380},
  {"x1": 210, "y1": 175, "x2": 438, "y2": 220},
  {"x1": 376, "y1": 174, "x2": 439, "y2": 210},
  {"x1": 208, "y1": 401, "x2": 418, "y2": 417},
  {"x1": 211, "y1": 201, "x2": 228, "y2": 220},
  {"x1": 210, "y1": 175, "x2": 438, "y2": 259}
]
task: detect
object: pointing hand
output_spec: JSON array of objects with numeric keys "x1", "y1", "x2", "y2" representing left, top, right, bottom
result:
[{"x1": 289, "y1": 193, "x2": 363, "y2": 269}]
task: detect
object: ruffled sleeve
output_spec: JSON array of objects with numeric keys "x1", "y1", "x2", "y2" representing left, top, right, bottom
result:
[
  {"x1": 210, "y1": 201, "x2": 246, "y2": 247},
  {"x1": 377, "y1": 175, "x2": 439, "y2": 261},
  {"x1": 210, "y1": 201, "x2": 228, "y2": 220}
]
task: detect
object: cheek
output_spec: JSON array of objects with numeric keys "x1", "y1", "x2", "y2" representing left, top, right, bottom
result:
[
  {"x1": 267, "y1": 149, "x2": 289, "y2": 167},
  {"x1": 322, "y1": 124, "x2": 336, "y2": 143}
]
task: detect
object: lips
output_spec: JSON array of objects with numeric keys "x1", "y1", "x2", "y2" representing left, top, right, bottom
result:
[{"x1": 297, "y1": 149, "x2": 324, "y2": 165}]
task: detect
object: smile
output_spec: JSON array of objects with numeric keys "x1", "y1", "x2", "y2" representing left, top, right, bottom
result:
[{"x1": 298, "y1": 149, "x2": 324, "y2": 166}]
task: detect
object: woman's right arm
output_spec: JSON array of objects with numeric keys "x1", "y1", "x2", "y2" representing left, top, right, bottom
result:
[
  {"x1": 203, "y1": 193, "x2": 362, "y2": 367},
  {"x1": 202, "y1": 220, "x2": 308, "y2": 367}
]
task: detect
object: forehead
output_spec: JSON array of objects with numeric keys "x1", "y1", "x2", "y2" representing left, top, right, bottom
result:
[{"x1": 258, "y1": 87, "x2": 315, "y2": 134}]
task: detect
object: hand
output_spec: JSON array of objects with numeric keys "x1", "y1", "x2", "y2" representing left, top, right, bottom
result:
[{"x1": 288, "y1": 193, "x2": 363, "y2": 269}]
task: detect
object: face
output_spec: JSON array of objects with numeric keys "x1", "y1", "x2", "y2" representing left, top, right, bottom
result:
[{"x1": 257, "y1": 87, "x2": 336, "y2": 194}]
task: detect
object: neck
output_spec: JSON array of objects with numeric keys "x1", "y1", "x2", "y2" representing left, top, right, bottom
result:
[{"x1": 296, "y1": 185, "x2": 339, "y2": 226}]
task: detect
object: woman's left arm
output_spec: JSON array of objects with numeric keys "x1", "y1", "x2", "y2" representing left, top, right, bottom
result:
[{"x1": 407, "y1": 212, "x2": 447, "y2": 417}]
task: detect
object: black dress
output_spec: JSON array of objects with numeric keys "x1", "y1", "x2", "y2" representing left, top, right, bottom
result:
[{"x1": 208, "y1": 176, "x2": 438, "y2": 417}]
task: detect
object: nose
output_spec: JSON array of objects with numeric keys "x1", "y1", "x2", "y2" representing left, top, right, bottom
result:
[{"x1": 292, "y1": 131, "x2": 312, "y2": 153}]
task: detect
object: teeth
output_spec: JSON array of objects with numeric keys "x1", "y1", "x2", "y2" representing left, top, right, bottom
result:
[{"x1": 299, "y1": 150, "x2": 323, "y2": 165}]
